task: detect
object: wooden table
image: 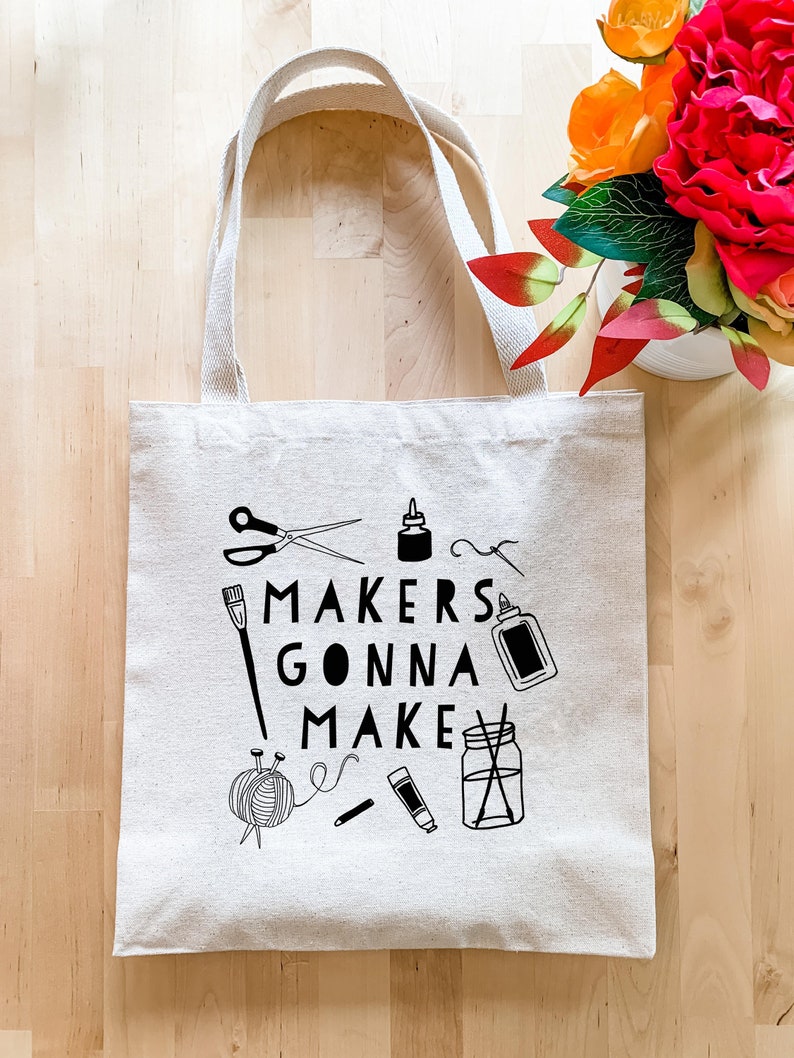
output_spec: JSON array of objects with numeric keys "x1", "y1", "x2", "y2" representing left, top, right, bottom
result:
[{"x1": 3, "y1": 2, "x2": 793, "y2": 1055}]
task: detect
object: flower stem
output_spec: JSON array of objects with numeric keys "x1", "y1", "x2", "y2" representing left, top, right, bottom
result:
[{"x1": 584, "y1": 257, "x2": 606, "y2": 298}]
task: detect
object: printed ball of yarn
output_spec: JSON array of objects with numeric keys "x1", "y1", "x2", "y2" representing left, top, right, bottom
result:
[{"x1": 229, "y1": 767, "x2": 295, "y2": 829}]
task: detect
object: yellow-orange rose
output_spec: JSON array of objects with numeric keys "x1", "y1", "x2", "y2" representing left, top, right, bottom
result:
[
  {"x1": 567, "y1": 50, "x2": 684, "y2": 189},
  {"x1": 598, "y1": 0, "x2": 688, "y2": 62},
  {"x1": 730, "y1": 267, "x2": 794, "y2": 366}
]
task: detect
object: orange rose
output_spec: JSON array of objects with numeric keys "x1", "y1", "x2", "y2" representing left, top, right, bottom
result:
[
  {"x1": 598, "y1": 0, "x2": 688, "y2": 62},
  {"x1": 567, "y1": 50, "x2": 684, "y2": 189}
]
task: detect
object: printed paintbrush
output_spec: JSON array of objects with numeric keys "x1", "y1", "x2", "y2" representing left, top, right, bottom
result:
[{"x1": 223, "y1": 584, "x2": 267, "y2": 740}]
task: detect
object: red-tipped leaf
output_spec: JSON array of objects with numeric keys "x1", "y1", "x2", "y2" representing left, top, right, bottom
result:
[
  {"x1": 528, "y1": 219, "x2": 602, "y2": 268},
  {"x1": 623, "y1": 264, "x2": 646, "y2": 277},
  {"x1": 598, "y1": 298, "x2": 698, "y2": 341},
  {"x1": 623, "y1": 279, "x2": 644, "y2": 296},
  {"x1": 468, "y1": 252, "x2": 558, "y2": 307},
  {"x1": 580, "y1": 289, "x2": 648, "y2": 394},
  {"x1": 720, "y1": 326, "x2": 770, "y2": 390},
  {"x1": 511, "y1": 293, "x2": 588, "y2": 369}
]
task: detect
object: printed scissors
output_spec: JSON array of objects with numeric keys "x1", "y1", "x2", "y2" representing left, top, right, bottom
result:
[{"x1": 223, "y1": 506, "x2": 364, "y2": 566}]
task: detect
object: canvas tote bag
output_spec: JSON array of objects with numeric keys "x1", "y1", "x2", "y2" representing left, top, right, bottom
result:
[{"x1": 114, "y1": 47, "x2": 656, "y2": 957}]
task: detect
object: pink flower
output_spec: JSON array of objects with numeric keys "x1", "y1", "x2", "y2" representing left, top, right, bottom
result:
[{"x1": 654, "y1": 0, "x2": 794, "y2": 299}]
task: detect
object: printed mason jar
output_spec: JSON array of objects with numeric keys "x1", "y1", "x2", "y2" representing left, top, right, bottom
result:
[{"x1": 461, "y1": 720, "x2": 524, "y2": 830}]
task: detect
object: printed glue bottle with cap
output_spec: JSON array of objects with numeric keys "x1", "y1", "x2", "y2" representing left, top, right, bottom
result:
[
  {"x1": 491, "y1": 592, "x2": 557, "y2": 691},
  {"x1": 397, "y1": 498, "x2": 432, "y2": 562}
]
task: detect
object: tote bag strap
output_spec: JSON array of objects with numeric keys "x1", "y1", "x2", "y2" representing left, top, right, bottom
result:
[{"x1": 202, "y1": 47, "x2": 545, "y2": 403}]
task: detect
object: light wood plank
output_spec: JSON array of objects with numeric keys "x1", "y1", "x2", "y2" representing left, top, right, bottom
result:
[
  {"x1": 382, "y1": 1, "x2": 452, "y2": 85},
  {"x1": 461, "y1": 952, "x2": 534, "y2": 1058},
  {"x1": 238, "y1": 218, "x2": 316, "y2": 400},
  {"x1": 31, "y1": 812, "x2": 103, "y2": 1057},
  {"x1": 533, "y1": 955, "x2": 608, "y2": 1057},
  {"x1": 0, "y1": 377, "x2": 35, "y2": 578},
  {"x1": 741, "y1": 394, "x2": 794, "y2": 1028},
  {"x1": 451, "y1": 0, "x2": 523, "y2": 116},
  {"x1": 103, "y1": 0, "x2": 173, "y2": 270},
  {"x1": 277, "y1": 952, "x2": 320, "y2": 1058},
  {"x1": 313, "y1": 258, "x2": 385, "y2": 400},
  {"x1": 390, "y1": 950, "x2": 462, "y2": 1058},
  {"x1": 174, "y1": 953, "x2": 249, "y2": 1058},
  {"x1": 0, "y1": 1032, "x2": 32, "y2": 1058},
  {"x1": 756, "y1": 1026, "x2": 794, "y2": 1058},
  {"x1": 670, "y1": 379, "x2": 755, "y2": 1058},
  {"x1": 33, "y1": 370, "x2": 105, "y2": 811},
  {"x1": 0, "y1": 586, "x2": 34, "y2": 1029},
  {"x1": 312, "y1": 111, "x2": 384, "y2": 259},
  {"x1": 311, "y1": 0, "x2": 381, "y2": 64},
  {"x1": 608, "y1": 667, "x2": 682, "y2": 1058},
  {"x1": 318, "y1": 952, "x2": 391, "y2": 1058},
  {"x1": 245, "y1": 113, "x2": 314, "y2": 220},
  {"x1": 241, "y1": 0, "x2": 311, "y2": 97},
  {"x1": 382, "y1": 118, "x2": 455, "y2": 399},
  {"x1": 33, "y1": 0, "x2": 104, "y2": 371}
]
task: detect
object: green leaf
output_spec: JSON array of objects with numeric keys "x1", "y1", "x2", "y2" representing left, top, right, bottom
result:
[
  {"x1": 553, "y1": 173, "x2": 683, "y2": 260},
  {"x1": 553, "y1": 172, "x2": 716, "y2": 325},
  {"x1": 542, "y1": 174, "x2": 580, "y2": 207},
  {"x1": 687, "y1": 0, "x2": 708, "y2": 16},
  {"x1": 686, "y1": 221, "x2": 735, "y2": 317},
  {"x1": 639, "y1": 249, "x2": 716, "y2": 326}
]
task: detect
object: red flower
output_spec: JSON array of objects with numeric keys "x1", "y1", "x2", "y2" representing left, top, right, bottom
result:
[{"x1": 654, "y1": 0, "x2": 794, "y2": 298}]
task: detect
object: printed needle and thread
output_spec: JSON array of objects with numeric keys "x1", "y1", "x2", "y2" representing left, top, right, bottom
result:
[{"x1": 450, "y1": 538, "x2": 525, "y2": 577}]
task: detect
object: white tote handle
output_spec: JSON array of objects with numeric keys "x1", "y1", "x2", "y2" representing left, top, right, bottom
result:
[{"x1": 202, "y1": 47, "x2": 545, "y2": 403}]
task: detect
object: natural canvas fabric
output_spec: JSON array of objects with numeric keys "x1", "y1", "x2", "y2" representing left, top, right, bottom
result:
[{"x1": 113, "y1": 48, "x2": 656, "y2": 957}]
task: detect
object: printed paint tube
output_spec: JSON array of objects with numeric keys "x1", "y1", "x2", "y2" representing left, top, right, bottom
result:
[{"x1": 387, "y1": 767, "x2": 437, "y2": 833}]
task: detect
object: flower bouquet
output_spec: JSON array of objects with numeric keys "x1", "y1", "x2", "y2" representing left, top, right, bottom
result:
[{"x1": 469, "y1": 0, "x2": 794, "y2": 393}]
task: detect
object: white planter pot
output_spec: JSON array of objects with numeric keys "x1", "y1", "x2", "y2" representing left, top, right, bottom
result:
[{"x1": 596, "y1": 257, "x2": 735, "y2": 381}]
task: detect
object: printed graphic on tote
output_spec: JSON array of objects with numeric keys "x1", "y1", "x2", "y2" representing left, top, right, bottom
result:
[
  {"x1": 491, "y1": 592, "x2": 557, "y2": 691},
  {"x1": 334, "y1": 798, "x2": 375, "y2": 827},
  {"x1": 229, "y1": 748, "x2": 359, "y2": 846},
  {"x1": 397, "y1": 498, "x2": 433, "y2": 562},
  {"x1": 219, "y1": 503, "x2": 558, "y2": 843},
  {"x1": 224, "y1": 506, "x2": 364, "y2": 566},
  {"x1": 461, "y1": 706, "x2": 524, "y2": 830},
  {"x1": 450, "y1": 537, "x2": 525, "y2": 577},
  {"x1": 223, "y1": 585, "x2": 268, "y2": 739},
  {"x1": 387, "y1": 767, "x2": 437, "y2": 832}
]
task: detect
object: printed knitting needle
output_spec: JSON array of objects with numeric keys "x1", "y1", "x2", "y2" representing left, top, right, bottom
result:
[
  {"x1": 240, "y1": 748, "x2": 264, "y2": 847},
  {"x1": 223, "y1": 585, "x2": 267, "y2": 740}
]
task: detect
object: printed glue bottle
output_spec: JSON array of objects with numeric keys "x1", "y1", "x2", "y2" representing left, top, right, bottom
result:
[
  {"x1": 491, "y1": 593, "x2": 557, "y2": 691},
  {"x1": 397, "y1": 498, "x2": 432, "y2": 562}
]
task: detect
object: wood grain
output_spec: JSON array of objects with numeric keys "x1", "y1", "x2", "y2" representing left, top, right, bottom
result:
[{"x1": 4, "y1": 1, "x2": 793, "y2": 1055}]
